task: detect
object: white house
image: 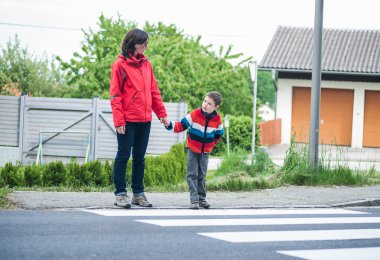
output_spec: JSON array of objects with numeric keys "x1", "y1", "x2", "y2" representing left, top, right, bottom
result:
[
  {"x1": 259, "y1": 26, "x2": 380, "y2": 148},
  {"x1": 258, "y1": 103, "x2": 275, "y2": 121}
]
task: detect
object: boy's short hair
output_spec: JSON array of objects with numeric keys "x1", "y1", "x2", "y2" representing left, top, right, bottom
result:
[{"x1": 206, "y1": 91, "x2": 222, "y2": 106}]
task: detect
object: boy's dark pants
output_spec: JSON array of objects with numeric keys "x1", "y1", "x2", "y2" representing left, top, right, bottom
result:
[{"x1": 186, "y1": 149, "x2": 209, "y2": 203}]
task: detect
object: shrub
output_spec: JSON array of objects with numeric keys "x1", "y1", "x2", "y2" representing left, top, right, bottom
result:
[
  {"x1": 42, "y1": 161, "x2": 67, "y2": 186},
  {"x1": 66, "y1": 160, "x2": 93, "y2": 187},
  {"x1": 144, "y1": 143, "x2": 187, "y2": 187},
  {"x1": 87, "y1": 160, "x2": 106, "y2": 186},
  {"x1": 24, "y1": 165, "x2": 43, "y2": 187},
  {"x1": 144, "y1": 144, "x2": 186, "y2": 187},
  {"x1": 229, "y1": 115, "x2": 256, "y2": 151},
  {"x1": 103, "y1": 160, "x2": 113, "y2": 186},
  {"x1": 0, "y1": 162, "x2": 23, "y2": 187},
  {"x1": 213, "y1": 115, "x2": 259, "y2": 156},
  {"x1": 0, "y1": 174, "x2": 5, "y2": 188}
]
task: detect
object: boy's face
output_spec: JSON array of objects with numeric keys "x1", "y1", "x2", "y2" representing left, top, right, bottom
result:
[{"x1": 202, "y1": 96, "x2": 219, "y2": 114}]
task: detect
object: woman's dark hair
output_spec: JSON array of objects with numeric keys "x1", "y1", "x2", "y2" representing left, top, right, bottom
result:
[{"x1": 121, "y1": 28, "x2": 148, "y2": 56}]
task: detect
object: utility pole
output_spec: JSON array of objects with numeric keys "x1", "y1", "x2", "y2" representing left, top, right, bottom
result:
[{"x1": 308, "y1": 0, "x2": 324, "y2": 173}]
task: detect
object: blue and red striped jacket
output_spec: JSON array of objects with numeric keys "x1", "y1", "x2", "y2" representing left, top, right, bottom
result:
[{"x1": 166, "y1": 108, "x2": 224, "y2": 154}]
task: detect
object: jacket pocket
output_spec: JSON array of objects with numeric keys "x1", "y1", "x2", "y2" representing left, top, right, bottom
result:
[{"x1": 123, "y1": 91, "x2": 137, "y2": 111}]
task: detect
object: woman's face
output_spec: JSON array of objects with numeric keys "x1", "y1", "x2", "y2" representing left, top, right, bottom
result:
[{"x1": 134, "y1": 41, "x2": 148, "y2": 56}]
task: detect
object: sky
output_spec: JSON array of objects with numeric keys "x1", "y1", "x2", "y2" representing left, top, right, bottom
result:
[{"x1": 0, "y1": 0, "x2": 379, "y2": 64}]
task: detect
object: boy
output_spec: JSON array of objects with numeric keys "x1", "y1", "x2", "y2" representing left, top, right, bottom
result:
[{"x1": 164, "y1": 91, "x2": 224, "y2": 209}]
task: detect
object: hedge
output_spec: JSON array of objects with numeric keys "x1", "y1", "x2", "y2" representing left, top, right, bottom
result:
[{"x1": 0, "y1": 143, "x2": 187, "y2": 188}]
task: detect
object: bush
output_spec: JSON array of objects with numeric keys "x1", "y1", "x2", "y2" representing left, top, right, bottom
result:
[
  {"x1": 144, "y1": 143, "x2": 187, "y2": 187},
  {"x1": 213, "y1": 115, "x2": 258, "y2": 156},
  {"x1": 0, "y1": 174, "x2": 5, "y2": 188},
  {"x1": 42, "y1": 161, "x2": 67, "y2": 186},
  {"x1": 0, "y1": 162, "x2": 23, "y2": 187},
  {"x1": 67, "y1": 160, "x2": 93, "y2": 187},
  {"x1": 24, "y1": 165, "x2": 42, "y2": 187},
  {"x1": 0, "y1": 143, "x2": 187, "y2": 189},
  {"x1": 103, "y1": 160, "x2": 113, "y2": 186},
  {"x1": 87, "y1": 160, "x2": 106, "y2": 186}
]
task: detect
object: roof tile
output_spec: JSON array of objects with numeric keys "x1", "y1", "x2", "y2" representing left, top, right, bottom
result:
[{"x1": 259, "y1": 26, "x2": 380, "y2": 74}]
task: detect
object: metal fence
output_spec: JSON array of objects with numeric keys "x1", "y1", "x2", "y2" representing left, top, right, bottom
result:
[{"x1": 0, "y1": 95, "x2": 187, "y2": 165}]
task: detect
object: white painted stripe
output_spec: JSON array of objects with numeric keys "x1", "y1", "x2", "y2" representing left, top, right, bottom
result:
[
  {"x1": 198, "y1": 229, "x2": 380, "y2": 243},
  {"x1": 136, "y1": 217, "x2": 380, "y2": 227},
  {"x1": 85, "y1": 208, "x2": 367, "y2": 217},
  {"x1": 278, "y1": 247, "x2": 380, "y2": 260}
]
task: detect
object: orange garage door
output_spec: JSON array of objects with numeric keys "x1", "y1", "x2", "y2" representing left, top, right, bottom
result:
[
  {"x1": 291, "y1": 87, "x2": 354, "y2": 145},
  {"x1": 363, "y1": 90, "x2": 380, "y2": 148}
]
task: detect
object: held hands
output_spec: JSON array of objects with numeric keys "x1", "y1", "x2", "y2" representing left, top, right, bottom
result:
[
  {"x1": 116, "y1": 118, "x2": 169, "y2": 134},
  {"x1": 160, "y1": 117, "x2": 170, "y2": 126}
]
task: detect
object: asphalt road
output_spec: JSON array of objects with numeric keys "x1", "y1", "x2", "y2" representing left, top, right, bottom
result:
[{"x1": 1, "y1": 207, "x2": 380, "y2": 260}]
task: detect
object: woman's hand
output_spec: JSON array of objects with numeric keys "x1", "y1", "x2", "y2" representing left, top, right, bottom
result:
[
  {"x1": 115, "y1": 125, "x2": 125, "y2": 134},
  {"x1": 160, "y1": 117, "x2": 170, "y2": 126}
]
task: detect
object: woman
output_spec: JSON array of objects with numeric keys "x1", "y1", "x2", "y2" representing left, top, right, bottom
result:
[{"x1": 110, "y1": 28, "x2": 167, "y2": 208}]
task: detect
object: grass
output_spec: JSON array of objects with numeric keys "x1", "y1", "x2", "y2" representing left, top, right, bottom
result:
[
  {"x1": 1, "y1": 141, "x2": 379, "y2": 205},
  {"x1": 278, "y1": 140, "x2": 380, "y2": 186},
  {"x1": 0, "y1": 187, "x2": 14, "y2": 208},
  {"x1": 205, "y1": 140, "x2": 380, "y2": 190}
]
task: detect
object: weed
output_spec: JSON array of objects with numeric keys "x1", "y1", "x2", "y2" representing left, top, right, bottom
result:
[
  {"x1": 216, "y1": 148, "x2": 248, "y2": 176},
  {"x1": 0, "y1": 187, "x2": 13, "y2": 208}
]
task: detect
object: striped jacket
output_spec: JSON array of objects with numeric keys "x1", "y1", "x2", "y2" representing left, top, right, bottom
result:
[{"x1": 166, "y1": 108, "x2": 224, "y2": 154}]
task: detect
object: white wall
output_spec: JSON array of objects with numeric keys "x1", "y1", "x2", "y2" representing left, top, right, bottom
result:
[
  {"x1": 276, "y1": 78, "x2": 380, "y2": 147},
  {"x1": 0, "y1": 147, "x2": 19, "y2": 167}
]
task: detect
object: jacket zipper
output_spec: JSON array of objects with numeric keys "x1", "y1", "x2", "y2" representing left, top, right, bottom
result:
[
  {"x1": 140, "y1": 68, "x2": 147, "y2": 121},
  {"x1": 201, "y1": 116, "x2": 210, "y2": 154}
]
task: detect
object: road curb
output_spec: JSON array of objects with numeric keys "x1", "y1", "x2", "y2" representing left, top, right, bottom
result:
[{"x1": 332, "y1": 198, "x2": 380, "y2": 207}]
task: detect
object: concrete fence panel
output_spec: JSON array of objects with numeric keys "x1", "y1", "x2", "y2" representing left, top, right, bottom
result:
[{"x1": 0, "y1": 95, "x2": 187, "y2": 166}]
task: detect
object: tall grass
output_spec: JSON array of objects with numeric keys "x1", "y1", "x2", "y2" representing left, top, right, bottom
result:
[
  {"x1": 279, "y1": 138, "x2": 378, "y2": 186},
  {"x1": 210, "y1": 138, "x2": 379, "y2": 190},
  {"x1": 215, "y1": 148, "x2": 248, "y2": 176},
  {"x1": 0, "y1": 187, "x2": 13, "y2": 208}
]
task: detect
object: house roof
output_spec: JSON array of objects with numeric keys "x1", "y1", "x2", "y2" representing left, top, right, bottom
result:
[{"x1": 259, "y1": 26, "x2": 380, "y2": 74}]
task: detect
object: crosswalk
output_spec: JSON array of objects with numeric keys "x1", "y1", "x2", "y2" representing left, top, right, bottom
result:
[{"x1": 86, "y1": 208, "x2": 380, "y2": 259}]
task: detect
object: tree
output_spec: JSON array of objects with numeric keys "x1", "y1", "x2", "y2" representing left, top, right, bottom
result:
[
  {"x1": 58, "y1": 15, "x2": 254, "y2": 116},
  {"x1": 257, "y1": 71, "x2": 275, "y2": 107},
  {"x1": 0, "y1": 35, "x2": 68, "y2": 97},
  {"x1": 57, "y1": 14, "x2": 132, "y2": 99}
]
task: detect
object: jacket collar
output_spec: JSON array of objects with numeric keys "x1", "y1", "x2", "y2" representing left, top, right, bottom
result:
[
  {"x1": 119, "y1": 52, "x2": 148, "y2": 67},
  {"x1": 200, "y1": 108, "x2": 217, "y2": 119}
]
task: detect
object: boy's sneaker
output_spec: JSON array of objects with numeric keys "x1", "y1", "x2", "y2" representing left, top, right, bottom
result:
[
  {"x1": 190, "y1": 202, "x2": 199, "y2": 210},
  {"x1": 199, "y1": 200, "x2": 210, "y2": 209},
  {"x1": 114, "y1": 195, "x2": 131, "y2": 208},
  {"x1": 132, "y1": 195, "x2": 153, "y2": 207}
]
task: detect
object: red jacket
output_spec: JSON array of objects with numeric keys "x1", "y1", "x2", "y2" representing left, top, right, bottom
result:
[{"x1": 110, "y1": 54, "x2": 167, "y2": 127}]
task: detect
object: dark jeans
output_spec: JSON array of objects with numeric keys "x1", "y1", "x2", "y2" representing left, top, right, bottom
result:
[{"x1": 113, "y1": 122, "x2": 151, "y2": 196}]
